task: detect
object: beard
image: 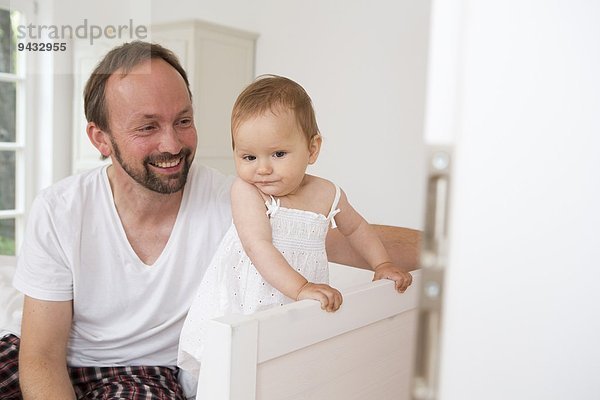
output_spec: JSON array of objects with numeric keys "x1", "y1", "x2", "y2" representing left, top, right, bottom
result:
[{"x1": 110, "y1": 137, "x2": 194, "y2": 194}]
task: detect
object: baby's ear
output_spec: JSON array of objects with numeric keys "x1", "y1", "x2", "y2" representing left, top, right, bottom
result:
[{"x1": 308, "y1": 134, "x2": 322, "y2": 164}]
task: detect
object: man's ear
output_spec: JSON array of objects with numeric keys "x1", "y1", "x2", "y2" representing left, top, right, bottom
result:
[
  {"x1": 308, "y1": 134, "x2": 322, "y2": 164},
  {"x1": 86, "y1": 122, "x2": 112, "y2": 158}
]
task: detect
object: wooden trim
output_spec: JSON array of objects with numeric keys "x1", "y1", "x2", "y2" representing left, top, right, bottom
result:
[
  {"x1": 197, "y1": 316, "x2": 259, "y2": 400},
  {"x1": 212, "y1": 270, "x2": 420, "y2": 364}
]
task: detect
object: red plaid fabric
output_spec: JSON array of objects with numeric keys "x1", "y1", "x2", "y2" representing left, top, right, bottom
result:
[
  {"x1": 69, "y1": 365, "x2": 185, "y2": 400},
  {"x1": 0, "y1": 334, "x2": 185, "y2": 399},
  {"x1": 0, "y1": 334, "x2": 21, "y2": 400}
]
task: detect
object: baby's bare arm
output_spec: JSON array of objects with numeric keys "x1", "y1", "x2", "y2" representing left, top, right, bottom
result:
[
  {"x1": 232, "y1": 179, "x2": 308, "y2": 299},
  {"x1": 326, "y1": 189, "x2": 417, "y2": 291},
  {"x1": 232, "y1": 179, "x2": 343, "y2": 310}
]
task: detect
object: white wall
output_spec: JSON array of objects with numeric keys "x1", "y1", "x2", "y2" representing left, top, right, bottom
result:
[
  {"x1": 45, "y1": 0, "x2": 430, "y2": 229},
  {"x1": 248, "y1": 1, "x2": 429, "y2": 229},
  {"x1": 437, "y1": 1, "x2": 600, "y2": 398}
]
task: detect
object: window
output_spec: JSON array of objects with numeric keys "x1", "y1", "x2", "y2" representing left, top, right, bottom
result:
[{"x1": 0, "y1": 7, "x2": 25, "y2": 256}]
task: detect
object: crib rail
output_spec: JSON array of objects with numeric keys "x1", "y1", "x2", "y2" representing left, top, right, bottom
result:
[{"x1": 197, "y1": 267, "x2": 420, "y2": 400}]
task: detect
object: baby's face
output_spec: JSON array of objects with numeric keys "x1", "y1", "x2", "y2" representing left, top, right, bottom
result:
[{"x1": 233, "y1": 109, "x2": 319, "y2": 197}]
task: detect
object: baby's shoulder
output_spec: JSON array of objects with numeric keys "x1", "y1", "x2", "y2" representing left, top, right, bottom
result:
[
  {"x1": 304, "y1": 174, "x2": 336, "y2": 191},
  {"x1": 231, "y1": 176, "x2": 265, "y2": 203},
  {"x1": 232, "y1": 176, "x2": 257, "y2": 192},
  {"x1": 303, "y1": 175, "x2": 340, "y2": 203}
]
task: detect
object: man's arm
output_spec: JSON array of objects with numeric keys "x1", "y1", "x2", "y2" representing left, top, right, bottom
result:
[
  {"x1": 19, "y1": 296, "x2": 76, "y2": 400},
  {"x1": 326, "y1": 224, "x2": 421, "y2": 271}
]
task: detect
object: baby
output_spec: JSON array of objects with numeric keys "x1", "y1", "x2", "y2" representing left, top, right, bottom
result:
[{"x1": 178, "y1": 75, "x2": 412, "y2": 378}]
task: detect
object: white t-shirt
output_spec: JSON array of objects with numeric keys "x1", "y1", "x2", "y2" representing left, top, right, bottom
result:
[{"x1": 13, "y1": 163, "x2": 233, "y2": 367}]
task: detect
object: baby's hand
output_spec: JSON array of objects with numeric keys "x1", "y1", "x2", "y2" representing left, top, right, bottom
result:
[
  {"x1": 373, "y1": 262, "x2": 413, "y2": 293},
  {"x1": 296, "y1": 282, "x2": 343, "y2": 312}
]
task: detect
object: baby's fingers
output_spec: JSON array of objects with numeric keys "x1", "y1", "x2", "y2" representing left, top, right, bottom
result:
[
  {"x1": 323, "y1": 288, "x2": 343, "y2": 312},
  {"x1": 316, "y1": 285, "x2": 343, "y2": 312},
  {"x1": 297, "y1": 283, "x2": 343, "y2": 312},
  {"x1": 373, "y1": 264, "x2": 413, "y2": 293},
  {"x1": 394, "y1": 272, "x2": 413, "y2": 293}
]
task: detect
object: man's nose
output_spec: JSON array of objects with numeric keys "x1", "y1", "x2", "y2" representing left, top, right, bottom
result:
[{"x1": 158, "y1": 126, "x2": 183, "y2": 155}]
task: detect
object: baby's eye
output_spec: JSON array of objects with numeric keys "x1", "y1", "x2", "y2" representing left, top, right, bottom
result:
[
  {"x1": 243, "y1": 155, "x2": 256, "y2": 161},
  {"x1": 273, "y1": 151, "x2": 287, "y2": 158}
]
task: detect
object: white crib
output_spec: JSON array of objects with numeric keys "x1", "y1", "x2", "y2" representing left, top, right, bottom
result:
[
  {"x1": 0, "y1": 256, "x2": 419, "y2": 399},
  {"x1": 197, "y1": 264, "x2": 420, "y2": 400}
]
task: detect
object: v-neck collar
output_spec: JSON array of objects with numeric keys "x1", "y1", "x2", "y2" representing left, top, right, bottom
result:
[{"x1": 100, "y1": 165, "x2": 190, "y2": 268}]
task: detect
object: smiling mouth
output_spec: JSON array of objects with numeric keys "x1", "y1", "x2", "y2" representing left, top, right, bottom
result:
[{"x1": 149, "y1": 157, "x2": 183, "y2": 169}]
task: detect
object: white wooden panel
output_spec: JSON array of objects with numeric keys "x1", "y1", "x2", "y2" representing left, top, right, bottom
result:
[
  {"x1": 71, "y1": 40, "x2": 115, "y2": 173},
  {"x1": 436, "y1": 1, "x2": 600, "y2": 399},
  {"x1": 199, "y1": 268, "x2": 419, "y2": 399},
  {"x1": 257, "y1": 310, "x2": 417, "y2": 400},
  {"x1": 152, "y1": 20, "x2": 258, "y2": 176},
  {"x1": 193, "y1": 26, "x2": 256, "y2": 176},
  {"x1": 151, "y1": 26, "x2": 194, "y2": 73},
  {"x1": 423, "y1": 0, "x2": 463, "y2": 146},
  {"x1": 254, "y1": 270, "x2": 419, "y2": 363},
  {"x1": 197, "y1": 315, "x2": 259, "y2": 400}
]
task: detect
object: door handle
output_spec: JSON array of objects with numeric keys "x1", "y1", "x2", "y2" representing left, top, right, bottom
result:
[{"x1": 413, "y1": 146, "x2": 452, "y2": 400}]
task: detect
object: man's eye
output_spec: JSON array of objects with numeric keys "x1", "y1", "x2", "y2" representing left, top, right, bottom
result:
[
  {"x1": 177, "y1": 118, "x2": 193, "y2": 127},
  {"x1": 274, "y1": 151, "x2": 286, "y2": 158},
  {"x1": 243, "y1": 155, "x2": 256, "y2": 161},
  {"x1": 139, "y1": 125, "x2": 156, "y2": 132}
]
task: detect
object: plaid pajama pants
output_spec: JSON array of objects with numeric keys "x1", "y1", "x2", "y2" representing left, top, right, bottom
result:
[{"x1": 0, "y1": 334, "x2": 186, "y2": 399}]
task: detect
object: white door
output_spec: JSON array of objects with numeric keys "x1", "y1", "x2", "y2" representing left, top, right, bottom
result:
[{"x1": 417, "y1": 1, "x2": 600, "y2": 399}]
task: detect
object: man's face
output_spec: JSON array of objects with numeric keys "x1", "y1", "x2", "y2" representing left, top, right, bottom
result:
[{"x1": 104, "y1": 58, "x2": 197, "y2": 194}]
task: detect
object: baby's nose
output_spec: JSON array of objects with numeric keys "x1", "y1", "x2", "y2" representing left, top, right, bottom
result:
[{"x1": 257, "y1": 160, "x2": 272, "y2": 175}]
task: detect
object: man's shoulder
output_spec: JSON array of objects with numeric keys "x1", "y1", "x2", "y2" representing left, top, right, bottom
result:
[{"x1": 37, "y1": 166, "x2": 106, "y2": 208}]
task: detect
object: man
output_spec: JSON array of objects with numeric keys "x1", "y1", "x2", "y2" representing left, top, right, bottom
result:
[{"x1": 0, "y1": 41, "x2": 420, "y2": 399}]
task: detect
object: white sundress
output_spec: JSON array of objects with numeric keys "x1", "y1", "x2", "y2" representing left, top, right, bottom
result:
[{"x1": 177, "y1": 185, "x2": 342, "y2": 375}]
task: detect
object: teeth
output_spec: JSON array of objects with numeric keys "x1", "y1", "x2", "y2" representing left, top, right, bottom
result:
[{"x1": 153, "y1": 158, "x2": 181, "y2": 168}]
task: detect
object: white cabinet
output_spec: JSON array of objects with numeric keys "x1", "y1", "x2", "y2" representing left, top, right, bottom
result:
[
  {"x1": 151, "y1": 20, "x2": 257, "y2": 176},
  {"x1": 71, "y1": 40, "x2": 117, "y2": 173},
  {"x1": 72, "y1": 20, "x2": 257, "y2": 175}
]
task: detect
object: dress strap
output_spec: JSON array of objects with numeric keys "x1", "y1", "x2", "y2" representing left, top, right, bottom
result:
[
  {"x1": 327, "y1": 185, "x2": 342, "y2": 229},
  {"x1": 265, "y1": 196, "x2": 280, "y2": 216}
]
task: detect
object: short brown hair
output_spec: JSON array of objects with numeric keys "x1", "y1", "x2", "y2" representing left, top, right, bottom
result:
[
  {"x1": 231, "y1": 75, "x2": 320, "y2": 148},
  {"x1": 83, "y1": 41, "x2": 191, "y2": 132}
]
